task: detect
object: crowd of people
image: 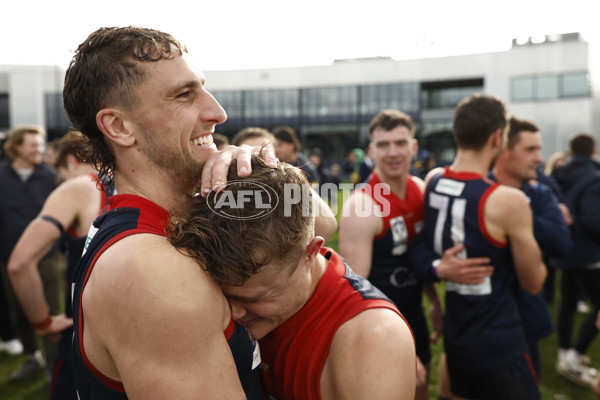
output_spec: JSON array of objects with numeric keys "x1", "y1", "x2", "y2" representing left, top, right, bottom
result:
[{"x1": 0, "y1": 25, "x2": 599, "y2": 400}]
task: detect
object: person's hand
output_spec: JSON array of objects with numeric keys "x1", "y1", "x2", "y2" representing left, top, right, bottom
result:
[
  {"x1": 436, "y1": 243, "x2": 494, "y2": 284},
  {"x1": 35, "y1": 314, "x2": 73, "y2": 341},
  {"x1": 596, "y1": 310, "x2": 600, "y2": 330},
  {"x1": 416, "y1": 356, "x2": 428, "y2": 387},
  {"x1": 558, "y1": 203, "x2": 573, "y2": 226},
  {"x1": 200, "y1": 144, "x2": 277, "y2": 196},
  {"x1": 429, "y1": 303, "x2": 443, "y2": 344}
]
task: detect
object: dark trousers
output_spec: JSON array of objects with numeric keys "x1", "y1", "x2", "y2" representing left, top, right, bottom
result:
[
  {"x1": 0, "y1": 254, "x2": 61, "y2": 369},
  {"x1": 0, "y1": 269, "x2": 17, "y2": 341},
  {"x1": 557, "y1": 268, "x2": 600, "y2": 353}
]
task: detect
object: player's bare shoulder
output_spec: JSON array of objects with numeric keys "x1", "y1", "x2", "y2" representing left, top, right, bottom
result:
[
  {"x1": 410, "y1": 175, "x2": 426, "y2": 192},
  {"x1": 424, "y1": 167, "x2": 445, "y2": 187},
  {"x1": 486, "y1": 184, "x2": 530, "y2": 222},
  {"x1": 84, "y1": 234, "x2": 229, "y2": 333},
  {"x1": 322, "y1": 308, "x2": 415, "y2": 399}
]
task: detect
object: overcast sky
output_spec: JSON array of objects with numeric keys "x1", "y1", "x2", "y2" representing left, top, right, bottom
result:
[{"x1": 1, "y1": 0, "x2": 597, "y2": 71}]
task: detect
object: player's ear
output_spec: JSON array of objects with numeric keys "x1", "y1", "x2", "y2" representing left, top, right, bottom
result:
[
  {"x1": 96, "y1": 108, "x2": 136, "y2": 147},
  {"x1": 411, "y1": 138, "x2": 419, "y2": 158},
  {"x1": 490, "y1": 128, "x2": 503, "y2": 149},
  {"x1": 66, "y1": 153, "x2": 79, "y2": 171},
  {"x1": 305, "y1": 236, "x2": 324, "y2": 268}
]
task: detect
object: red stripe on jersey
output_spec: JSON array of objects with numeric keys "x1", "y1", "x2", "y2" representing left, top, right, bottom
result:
[{"x1": 478, "y1": 184, "x2": 507, "y2": 248}]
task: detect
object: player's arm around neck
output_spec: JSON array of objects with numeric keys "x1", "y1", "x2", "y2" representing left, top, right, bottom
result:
[
  {"x1": 321, "y1": 308, "x2": 416, "y2": 399},
  {"x1": 83, "y1": 234, "x2": 245, "y2": 399},
  {"x1": 486, "y1": 186, "x2": 546, "y2": 294},
  {"x1": 339, "y1": 191, "x2": 382, "y2": 277}
]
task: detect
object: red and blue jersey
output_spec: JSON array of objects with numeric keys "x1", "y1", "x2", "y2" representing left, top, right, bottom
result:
[
  {"x1": 360, "y1": 170, "x2": 425, "y2": 322},
  {"x1": 424, "y1": 168, "x2": 528, "y2": 372},
  {"x1": 71, "y1": 194, "x2": 262, "y2": 399},
  {"x1": 259, "y1": 248, "x2": 409, "y2": 400},
  {"x1": 50, "y1": 175, "x2": 113, "y2": 400}
]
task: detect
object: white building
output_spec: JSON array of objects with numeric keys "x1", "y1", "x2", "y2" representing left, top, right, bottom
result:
[{"x1": 1, "y1": 32, "x2": 597, "y2": 163}]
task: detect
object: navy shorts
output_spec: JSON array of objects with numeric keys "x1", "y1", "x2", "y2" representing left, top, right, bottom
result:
[{"x1": 448, "y1": 353, "x2": 540, "y2": 400}]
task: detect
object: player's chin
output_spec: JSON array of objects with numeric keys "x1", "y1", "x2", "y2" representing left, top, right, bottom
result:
[{"x1": 189, "y1": 144, "x2": 218, "y2": 164}]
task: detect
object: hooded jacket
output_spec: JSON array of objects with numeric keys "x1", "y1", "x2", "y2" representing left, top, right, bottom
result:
[{"x1": 553, "y1": 155, "x2": 600, "y2": 267}]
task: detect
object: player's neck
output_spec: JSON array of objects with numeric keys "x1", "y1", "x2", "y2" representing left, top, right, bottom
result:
[
  {"x1": 112, "y1": 169, "x2": 190, "y2": 212},
  {"x1": 450, "y1": 149, "x2": 493, "y2": 177},
  {"x1": 375, "y1": 168, "x2": 408, "y2": 198},
  {"x1": 11, "y1": 157, "x2": 36, "y2": 170},
  {"x1": 492, "y1": 164, "x2": 521, "y2": 188}
]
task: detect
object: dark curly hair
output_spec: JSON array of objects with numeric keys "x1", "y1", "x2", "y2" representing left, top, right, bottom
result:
[{"x1": 63, "y1": 26, "x2": 187, "y2": 184}]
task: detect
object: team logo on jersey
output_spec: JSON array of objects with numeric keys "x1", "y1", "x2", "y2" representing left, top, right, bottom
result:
[
  {"x1": 247, "y1": 330, "x2": 262, "y2": 370},
  {"x1": 390, "y1": 266, "x2": 417, "y2": 288},
  {"x1": 435, "y1": 178, "x2": 465, "y2": 197},
  {"x1": 390, "y1": 216, "x2": 408, "y2": 255},
  {"x1": 81, "y1": 224, "x2": 99, "y2": 256}
]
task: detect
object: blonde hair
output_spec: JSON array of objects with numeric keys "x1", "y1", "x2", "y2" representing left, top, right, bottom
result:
[
  {"x1": 2, "y1": 125, "x2": 45, "y2": 160},
  {"x1": 545, "y1": 151, "x2": 567, "y2": 175}
]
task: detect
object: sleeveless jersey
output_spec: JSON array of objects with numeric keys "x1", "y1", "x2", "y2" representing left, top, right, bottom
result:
[
  {"x1": 360, "y1": 170, "x2": 424, "y2": 322},
  {"x1": 259, "y1": 248, "x2": 410, "y2": 400},
  {"x1": 50, "y1": 175, "x2": 113, "y2": 400},
  {"x1": 424, "y1": 168, "x2": 527, "y2": 372},
  {"x1": 71, "y1": 194, "x2": 262, "y2": 399}
]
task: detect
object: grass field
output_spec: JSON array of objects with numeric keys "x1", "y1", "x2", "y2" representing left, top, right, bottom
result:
[{"x1": 1, "y1": 197, "x2": 599, "y2": 399}]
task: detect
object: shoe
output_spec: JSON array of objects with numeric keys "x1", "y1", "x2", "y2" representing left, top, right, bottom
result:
[
  {"x1": 577, "y1": 300, "x2": 590, "y2": 313},
  {"x1": 556, "y1": 350, "x2": 597, "y2": 389},
  {"x1": 9, "y1": 351, "x2": 46, "y2": 381},
  {"x1": 0, "y1": 339, "x2": 23, "y2": 355}
]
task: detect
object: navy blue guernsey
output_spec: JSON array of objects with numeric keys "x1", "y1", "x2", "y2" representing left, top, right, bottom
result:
[
  {"x1": 50, "y1": 174, "x2": 113, "y2": 400},
  {"x1": 72, "y1": 194, "x2": 262, "y2": 399},
  {"x1": 359, "y1": 171, "x2": 425, "y2": 323},
  {"x1": 424, "y1": 168, "x2": 528, "y2": 372}
]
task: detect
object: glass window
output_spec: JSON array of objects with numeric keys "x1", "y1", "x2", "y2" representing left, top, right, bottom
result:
[
  {"x1": 561, "y1": 72, "x2": 589, "y2": 98},
  {"x1": 44, "y1": 93, "x2": 70, "y2": 138},
  {"x1": 301, "y1": 86, "x2": 357, "y2": 119},
  {"x1": 511, "y1": 77, "x2": 534, "y2": 101},
  {"x1": 535, "y1": 75, "x2": 559, "y2": 100},
  {"x1": 359, "y1": 83, "x2": 419, "y2": 115},
  {"x1": 213, "y1": 91, "x2": 243, "y2": 119}
]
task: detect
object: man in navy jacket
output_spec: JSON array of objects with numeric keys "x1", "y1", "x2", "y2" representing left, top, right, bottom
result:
[
  {"x1": 0, "y1": 126, "x2": 60, "y2": 382},
  {"x1": 490, "y1": 116, "x2": 572, "y2": 377},
  {"x1": 553, "y1": 133, "x2": 600, "y2": 389}
]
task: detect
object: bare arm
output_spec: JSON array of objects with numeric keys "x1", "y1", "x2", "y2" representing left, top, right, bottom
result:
[
  {"x1": 84, "y1": 235, "x2": 245, "y2": 399},
  {"x1": 312, "y1": 188, "x2": 338, "y2": 241},
  {"x1": 435, "y1": 243, "x2": 494, "y2": 284},
  {"x1": 339, "y1": 192, "x2": 381, "y2": 277},
  {"x1": 487, "y1": 187, "x2": 546, "y2": 294},
  {"x1": 7, "y1": 179, "x2": 92, "y2": 334},
  {"x1": 322, "y1": 308, "x2": 416, "y2": 399}
]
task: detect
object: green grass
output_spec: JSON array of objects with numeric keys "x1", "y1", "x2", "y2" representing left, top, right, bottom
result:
[
  {"x1": 2, "y1": 190, "x2": 598, "y2": 399},
  {"x1": 0, "y1": 352, "x2": 47, "y2": 400},
  {"x1": 420, "y1": 286, "x2": 600, "y2": 400}
]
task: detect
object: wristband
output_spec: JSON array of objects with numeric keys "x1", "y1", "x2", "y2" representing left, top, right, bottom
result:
[
  {"x1": 432, "y1": 259, "x2": 441, "y2": 279},
  {"x1": 33, "y1": 315, "x2": 52, "y2": 331}
]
